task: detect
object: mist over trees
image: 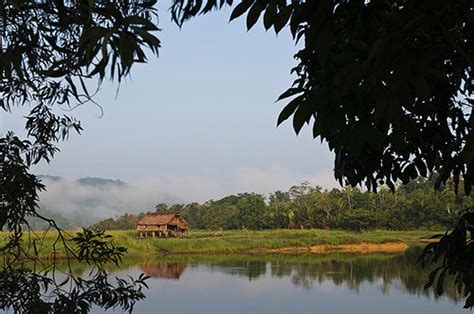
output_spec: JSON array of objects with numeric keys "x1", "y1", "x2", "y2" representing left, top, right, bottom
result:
[
  {"x1": 92, "y1": 176, "x2": 465, "y2": 231},
  {"x1": 35, "y1": 176, "x2": 182, "y2": 227}
]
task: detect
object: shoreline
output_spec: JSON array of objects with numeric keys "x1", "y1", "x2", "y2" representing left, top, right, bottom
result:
[
  {"x1": 161, "y1": 241, "x2": 411, "y2": 255},
  {"x1": 0, "y1": 229, "x2": 436, "y2": 258}
]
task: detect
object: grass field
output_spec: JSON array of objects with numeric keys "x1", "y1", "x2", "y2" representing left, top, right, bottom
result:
[{"x1": 0, "y1": 229, "x2": 439, "y2": 258}]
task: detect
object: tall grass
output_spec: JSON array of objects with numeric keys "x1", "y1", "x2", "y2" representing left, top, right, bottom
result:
[{"x1": 0, "y1": 229, "x2": 437, "y2": 257}]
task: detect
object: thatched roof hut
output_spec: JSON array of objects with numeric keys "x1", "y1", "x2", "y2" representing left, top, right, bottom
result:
[{"x1": 137, "y1": 212, "x2": 188, "y2": 237}]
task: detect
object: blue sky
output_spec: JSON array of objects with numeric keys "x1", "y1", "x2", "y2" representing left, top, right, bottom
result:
[{"x1": 0, "y1": 4, "x2": 335, "y2": 202}]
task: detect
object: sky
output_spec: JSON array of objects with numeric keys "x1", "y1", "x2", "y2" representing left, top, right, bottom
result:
[{"x1": 0, "y1": 4, "x2": 336, "y2": 203}]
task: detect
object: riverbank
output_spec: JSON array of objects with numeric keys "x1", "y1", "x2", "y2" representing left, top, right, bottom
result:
[
  {"x1": 121, "y1": 229, "x2": 432, "y2": 255},
  {"x1": 0, "y1": 229, "x2": 438, "y2": 258}
]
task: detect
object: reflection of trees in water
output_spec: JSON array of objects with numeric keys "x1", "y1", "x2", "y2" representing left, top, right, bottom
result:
[
  {"x1": 271, "y1": 249, "x2": 461, "y2": 303},
  {"x1": 199, "y1": 260, "x2": 268, "y2": 281},
  {"x1": 129, "y1": 248, "x2": 461, "y2": 303},
  {"x1": 140, "y1": 263, "x2": 187, "y2": 280},
  {"x1": 177, "y1": 248, "x2": 461, "y2": 303}
]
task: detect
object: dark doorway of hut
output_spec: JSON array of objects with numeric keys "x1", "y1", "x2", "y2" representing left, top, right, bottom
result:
[{"x1": 137, "y1": 212, "x2": 189, "y2": 238}]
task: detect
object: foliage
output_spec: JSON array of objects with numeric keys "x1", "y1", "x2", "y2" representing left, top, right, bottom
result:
[
  {"x1": 168, "y1": 0, "x2": 474, "y2": 307},
  {"x1": 91, "y1": 213, "x2": 144, "y2": 231},
  {"x1": 0, "y1": 1, "x2": 160, "y2": 312},
  {"x1": 155, "y1": 203, "x2": 169, "y2": 212},
  {"x1": 93, "y1": 178, "x2": 462, "y2": 232},
  {"x1": 171, "y1": 0, "x2": 474, "y2": 194},
  {"x1": 25, "y1": 208, "x2": 77, "y2": 231},
  {"x1": 419, "y1": 211, "x2": 474, "y2": 309},
  {"x1": 0, "y1": 229, "x2": 149, "y2": 313},
  {"x1": 180, "y1": 179, "x2": 463, "y2": 231}
]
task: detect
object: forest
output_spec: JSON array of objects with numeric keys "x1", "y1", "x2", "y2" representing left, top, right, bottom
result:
[{"x1": 91, "y1": 176, "x2": 469, "y2": 231}]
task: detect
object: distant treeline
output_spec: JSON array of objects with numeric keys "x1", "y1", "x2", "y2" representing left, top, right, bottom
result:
[{"x1": 90, "y1": 177, "x2": 470, "y2": 231}]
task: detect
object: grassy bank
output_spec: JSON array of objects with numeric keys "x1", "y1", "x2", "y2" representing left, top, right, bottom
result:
[
  {"x1": 116, "y1": 229, "x2": 435, "y2": 255},
  {"x1": 0, "y1": 229, "x2": 438, "y2": 258}
]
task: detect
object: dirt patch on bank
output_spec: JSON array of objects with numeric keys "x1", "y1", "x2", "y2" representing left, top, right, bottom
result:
[
  {"x1": 243, "y1": 242, "x2": 409, "y2": 254},
  {"x1": 309, "y1": 242, "x2": 409, "y2": 254}
]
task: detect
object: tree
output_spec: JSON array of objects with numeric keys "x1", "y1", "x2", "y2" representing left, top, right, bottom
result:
[
  {"x1": 268, "y1": 190, "x2": 292, "y2": 228},
  {"x1": 169, "y1": 0, "x2": 474, "y2": 308},
  {"x1": 155, "y1": 203, "x2": 169, "y2": 212},
  {"x1": 236, "y1": 193, "x2": 267, "y2": 229},
  {"x1": 1, "y1": 1, "x2": 160, "y2": 312}
]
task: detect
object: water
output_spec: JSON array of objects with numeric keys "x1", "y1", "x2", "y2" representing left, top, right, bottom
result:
[{"x1": 103, "y1": 249, "x2": 466, "y2": 313}]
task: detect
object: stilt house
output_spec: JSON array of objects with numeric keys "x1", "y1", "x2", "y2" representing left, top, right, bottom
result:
[{"x1": 137, "y1": 212, "x2": 188, "y2": 237}]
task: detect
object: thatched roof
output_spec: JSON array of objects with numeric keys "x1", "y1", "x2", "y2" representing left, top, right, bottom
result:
[{"x1": 137, "y1": 212, "x2": 185, "y2": 226}]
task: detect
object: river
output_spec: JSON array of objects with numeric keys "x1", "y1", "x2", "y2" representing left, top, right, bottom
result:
[{"x1": 92, "y1": 248, "x2": 467, "y2": 313}]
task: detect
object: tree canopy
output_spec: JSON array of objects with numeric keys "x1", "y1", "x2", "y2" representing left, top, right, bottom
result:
[
  {"x1": 1, "y1": 1, "x2": 160, "y2": 312},
  {"x1": 92, "y1": 178, "x2": 462, "y2": 232},
  {"x1": 172, "y1": 0, "x2": 474, "y2": 194},
  {"x1": 2, "y1": 0, "x2": 474, "y2": 311}
]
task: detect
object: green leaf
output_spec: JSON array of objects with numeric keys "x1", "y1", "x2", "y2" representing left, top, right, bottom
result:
[
  {"x1": 436, "y1": 268, "x2": 447, "y2": 295},
  {"x1": 230, "y1": 0, "x2": 253, "y2": 21},
  {"x1": 315, "y1": 19, "x2": 333, "y2": 65},
  {"x1": 79, "y1": 27, "x2": 107, "y2": 47},
  {"x1": 292, "y1": 100, "x2": 313, "y2": 135},
  {"x1": 277, "y1": 95, "x2": 303, "y2": 126},
  {"x1": 246, "y1": 2, "x2": 265, "y2": 30},
  {"x1": 424, "y1": 267, "x2": 440, "y2": 290},
  {"x1": 124, "y1": 16, "x2": 159, "y2": 30},
  {"x1": 41, "y1": 69, "x2": 68, "y2": 78},
  {"x1": 412, "y1": 75, "x2": 431, "y2": 99},
  {"x1": 263, "y1": 2, "x2": 277, "y2": 30},
  {"x1": 277, "y1": 87, "x2": 302, "y2": 101},
  {"x1": 133, "y1": 27, "x2": 161, "y2": 53},
  {"x1": 274, "y1": 5, "x2": 292, "y2": 34},
  {"x1": 464, "y1": 295, "x2": 474, "y2": 309}
]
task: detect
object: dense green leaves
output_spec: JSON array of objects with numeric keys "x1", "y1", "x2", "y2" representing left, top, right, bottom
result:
[
  {"x1": 172, "y1": 0, "x2": 474, "y2": 195},
  {"x1": 419, "y1": 211, "x2": 474, "y2": 309},
  {"x1": 0, "y1": 1, "x2": 160, "y2": 313},
  {"x1": 230, "y1": 0, "x2": 253, "y2": 23},
  {"x1": 91, "y1": 213, "x2": 144, "y2": 230},
  {"x1": 94, "y1": 178, "x2": 464, "y2": 232},
  {"x1": 0, "y1": 231, "x2": 149, "y2": 313}
]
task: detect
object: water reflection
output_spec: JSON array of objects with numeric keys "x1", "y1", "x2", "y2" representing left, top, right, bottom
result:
[
  {"x1": 75, "y1": 247, "x2": 469, "y2": 313},
  {"x1": 140, "y1": 262, "x2": 187, "y2": 280},
  {"x1": 133, "y1": 248, "x2": 462, "y2": 304}
]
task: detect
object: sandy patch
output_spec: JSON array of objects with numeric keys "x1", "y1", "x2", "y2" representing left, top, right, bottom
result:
[
  {"x1": 310, "y1": 242, "x2": 409, "y2": 254},
  {"x1": 244, "y1": 242, "x2": 409, "y2": 254}
]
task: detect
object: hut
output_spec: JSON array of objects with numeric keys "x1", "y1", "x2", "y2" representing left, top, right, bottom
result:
[{"x1": 137, "y1": 212, "x2": 188, "y2": 238}]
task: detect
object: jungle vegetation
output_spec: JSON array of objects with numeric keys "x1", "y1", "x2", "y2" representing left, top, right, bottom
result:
[{"x1": 92, "y1": 177, "x2": 465, "y2": 231}]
